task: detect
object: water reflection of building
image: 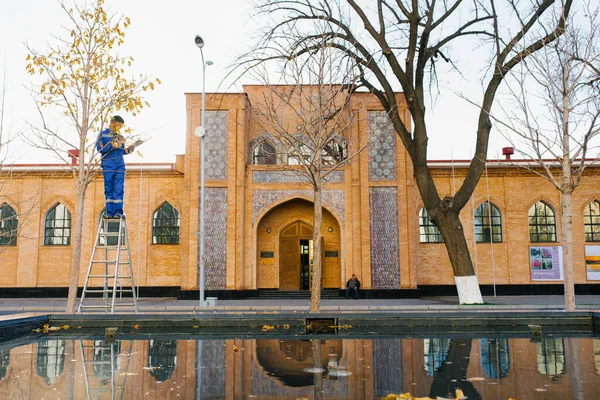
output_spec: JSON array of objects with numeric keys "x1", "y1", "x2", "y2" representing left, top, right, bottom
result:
[
  {"x1": 0, "y1": 337, "x2": 598, "y2": 398},
  {"x1": 147, "y1": 340, "x2": 177, "y2": 383},
  {"x1": 36, "y1": 340, "x2": 65, "y2": 385}
]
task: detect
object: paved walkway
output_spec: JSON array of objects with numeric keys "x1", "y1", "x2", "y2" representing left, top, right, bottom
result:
[{"x1": 0, "y1": 295, "x2": 598, "y2": 314}]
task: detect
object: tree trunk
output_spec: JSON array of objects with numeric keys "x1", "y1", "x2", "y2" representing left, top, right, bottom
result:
[
  {"x1": 311, "y1": 181, "x2": 323, "y2": 313},
  {"x1": 435, "y1": 209, "x2": 484, "y2": 304},
  {"x1": 66, "y1": 184, "x2": 86, "y2": 312},
  {"x1": 561, "y1": 190, "x2": 575, "y2": 311},
  {"x1": 429, "y1": 339, "x2": 481, "y2": 400}
]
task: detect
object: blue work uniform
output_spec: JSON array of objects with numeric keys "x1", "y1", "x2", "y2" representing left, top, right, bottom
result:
[{"x1": 96, "y1": 129, "x2": 134, "y2": 217}]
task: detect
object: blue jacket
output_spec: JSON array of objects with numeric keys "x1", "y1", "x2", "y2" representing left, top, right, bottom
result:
[{"x1": 96, "y1": 128, "x2": 134, "y2": 169}]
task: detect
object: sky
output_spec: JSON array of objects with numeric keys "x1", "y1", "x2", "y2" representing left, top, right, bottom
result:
[{"x1": 0, "y1": 0, "x2": 513, "y2": 165}]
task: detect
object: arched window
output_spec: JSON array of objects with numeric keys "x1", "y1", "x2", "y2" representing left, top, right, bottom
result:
[
  {"x1": 0, "y1": 203, "x2": 18, "y2": 246},
  {"x1": 528, "y1": 202, "x2": 556, "y2": 242},
  {"x1": 480, "y1": 338, "x2": 510, "y2": 379},
  {"x1": 584, "y1": 200, "x2": 600, "y2": 242},
  {"x1": 0, "y1": 349, "x2": 9, "y2": 380},
  {"x1": 594, "y1": 339, "x2": 600, "y2": 376},
  {"x1": 44, "y1": 203, "x2": 71, "y2": 246},
  {"x1": 419, "y1": 208, "x2": 443, "y2": 243},
  {"x1": 147, "y1": 340, "x2": 177, "y2": 382},
  {"x1": 36, "y1": 340, "x2": 65, "y2": 385},
  {"x1": 322, "y1": 140, "x2": 345, "y2": 165},
  {"x1": 536, "y1": 338, "x2": 565, "y2": 376},
  {"x1": 253, "y1": 141, "x2": 277, "y2": 165},
  {"x1": 153, "y1": 202, "x2": 180, "y2": 244},
  {"x1": 423, "y1": 338, "x2": 450, "y2": 376},
  {"x1": 93, "y1": 340, "x2": 121, "y2": 384},
  {"x1": 287, "y1": 143, "x2": 312, "y2": 165},
  {"x1": 474, "y1": 202, "x2": 502, "y2": 243}
]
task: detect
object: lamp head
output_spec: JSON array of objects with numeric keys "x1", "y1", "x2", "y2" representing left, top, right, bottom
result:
[
  {"x1": 206, "y1": 61, "x2": 214, "y2": 66},
  {"x1": 195, "y1": 35, "x2": 204, "y2": 49}
]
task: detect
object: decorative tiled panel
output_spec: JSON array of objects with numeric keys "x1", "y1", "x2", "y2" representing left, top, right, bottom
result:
[
  {"x1": 252, "y1": 189, "x2": 345, "y2": 225},
  {"x1": 200, "y1": 340, "x2": 225, "y2": 398},
  {"x1": 368, "y1": 111, "x2": 397, "y2": 181},
  {"x1": 369, "y1": 187, "x2": 400, "y2": 288},
  {"x1": 253, "y1": 170, "x2": 344, "y2": 183},
  {"x1": 205, "y1": 111, "x2": 228, "y2": 180},
  {"x1": 373, "y1": 338, "x2": 403, "y2": 396},
  {"x1": 204, "y1": 187, "x2": 227, "y2": 289}
]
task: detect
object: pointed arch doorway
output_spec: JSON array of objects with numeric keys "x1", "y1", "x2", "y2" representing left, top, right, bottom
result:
[{"x1": 256, "y1": 198, "x2": 341, "y2": 291}]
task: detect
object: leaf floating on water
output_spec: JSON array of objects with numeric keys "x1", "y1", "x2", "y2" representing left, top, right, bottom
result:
[
  {"x1": 32, "y1": 324, "x2": 66, "y2": 334},
  {"x1": 134, "y1": 324, "x2": 140, "y2": 330},
  {"x1": 262, "y1": 325, "x2": 275, "y2": 332},
  {"x1": 535, "y1": 388, "x2": 547, "y2": 392}
]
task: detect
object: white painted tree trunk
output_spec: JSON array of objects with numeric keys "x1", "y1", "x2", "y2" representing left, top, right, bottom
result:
[
  {"x1": 455, "y1": 275, "x2": 484, "y2": 304},
  {"x1": 561, "y1": 190, "x2": 575, "y2": 311}
]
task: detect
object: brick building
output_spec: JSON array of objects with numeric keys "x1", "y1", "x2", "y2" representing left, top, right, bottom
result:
[{"x1": 1, "y1": 85, "x2": 599, "y2": 296}]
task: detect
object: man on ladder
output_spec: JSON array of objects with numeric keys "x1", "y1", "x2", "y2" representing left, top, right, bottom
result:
[
  {"x1": 96, "y1": 115, "x2": 143, "y2": 218},
  {"x1": 79, "y1": 116, "x2": 143, "y2": 313}
]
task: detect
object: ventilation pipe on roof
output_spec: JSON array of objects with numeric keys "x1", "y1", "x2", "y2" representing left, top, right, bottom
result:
[
  {"x1": 68, "y1": 149, "x2": 79, "y2": 165},
  {"x1": 502, "y1": 147, "x2": 514, "y2": 160}
]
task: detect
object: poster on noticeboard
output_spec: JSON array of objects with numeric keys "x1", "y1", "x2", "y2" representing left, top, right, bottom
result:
[
  {"x1": 530, "y1": 246, "x2": 563, "y2": 281},
  {"x1": 585, "y1": 245, "x2": 600, "y2": 280}
]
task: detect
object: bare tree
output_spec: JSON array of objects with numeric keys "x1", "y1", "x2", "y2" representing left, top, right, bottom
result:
[
  {"x1": 247, "y1": 0, "x2": 573, "y2": 303},
  {"x1": 496, "y1": 4, "x2": 600, "y2": 311},
  {"x1": 241, "y1": 24, "x2": 370, "y2": 312},
  {"x1": 25, "y1": 0, "x2": 159, "y2": 312}
]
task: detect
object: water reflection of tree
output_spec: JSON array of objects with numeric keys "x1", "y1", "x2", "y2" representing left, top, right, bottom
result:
[
  {"x1": 428, "y1": 339, "x2": 481, "y2": 400},
  {"x1": 566, "y1": 338, "x2": 584, "y2": 400},
  {"x1": 312, "y1": 339, "x2": 323, "y2": 400}
]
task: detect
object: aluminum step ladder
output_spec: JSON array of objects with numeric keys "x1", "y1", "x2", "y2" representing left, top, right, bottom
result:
[
  {"x1": 78, "y1": 215, "x2": 138, "y2": 313},
  {"x1": 79, "y1": 339, "x2": 134, "y2": 400}
]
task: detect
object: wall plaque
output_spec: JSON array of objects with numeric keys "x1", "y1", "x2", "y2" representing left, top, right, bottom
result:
[
  {"x1": 260, "y1": 251, "x2": 274, "y2": 258},
  {"x1": 325, "y1": 250, "x2": 339, "y2": 258}
]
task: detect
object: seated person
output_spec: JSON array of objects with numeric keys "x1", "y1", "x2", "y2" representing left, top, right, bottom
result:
[{"x1": 345, "y1": 274, "x2": 360, "y2": 299}]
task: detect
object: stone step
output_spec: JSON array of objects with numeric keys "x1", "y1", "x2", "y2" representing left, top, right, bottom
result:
[{"x1": 257, "y1": 289, "x2": 341, "y2": 299}]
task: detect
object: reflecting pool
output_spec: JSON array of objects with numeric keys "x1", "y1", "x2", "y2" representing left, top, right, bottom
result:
[{"x1": 0, "y1": 335, "x2": 599, "y2": 399}]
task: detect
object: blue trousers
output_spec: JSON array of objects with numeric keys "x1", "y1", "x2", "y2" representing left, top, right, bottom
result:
[
  {"x1": 102, "y1": 168, "x2": 125, "y2": 216},
  {"x1": 346, "y1": 287, "x2": 358, "y2": 299}
]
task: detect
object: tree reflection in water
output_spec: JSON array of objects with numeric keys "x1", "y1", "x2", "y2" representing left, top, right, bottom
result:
[{"x1": 428, "y1": 339, "x2": 481, "y2": 400}]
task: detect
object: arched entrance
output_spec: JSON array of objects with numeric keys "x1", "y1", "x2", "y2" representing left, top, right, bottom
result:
[
  {"x1": 279, "y1": 221, "x2": 314, "y2": 290},
  {"x1": 256, "y1": 198, "x2": 341, "y2": 290}
]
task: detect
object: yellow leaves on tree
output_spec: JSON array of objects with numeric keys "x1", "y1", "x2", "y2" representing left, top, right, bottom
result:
[{"x1": 25, "y1": 0, "x2": 159, "y2": 142}]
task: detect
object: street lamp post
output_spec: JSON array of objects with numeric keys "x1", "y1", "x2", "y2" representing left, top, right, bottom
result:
[{"x1": 194, "y1": 35, "x2": 213, "y2": 307}]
